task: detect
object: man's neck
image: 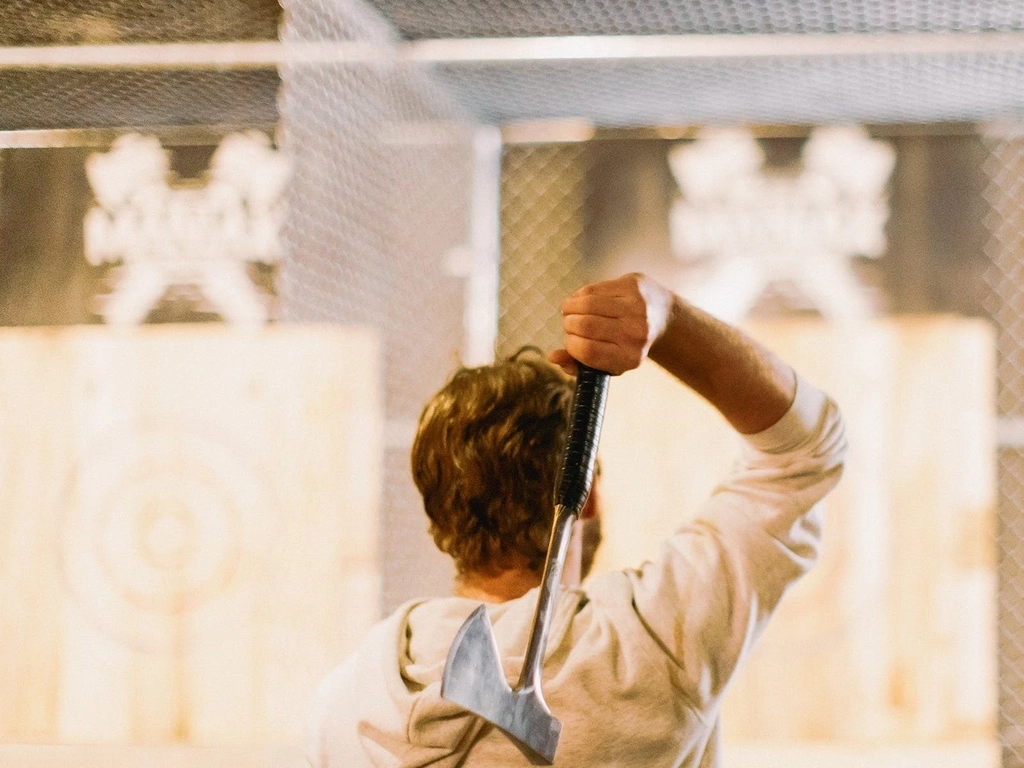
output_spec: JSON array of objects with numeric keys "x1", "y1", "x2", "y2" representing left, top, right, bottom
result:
[
  {"x1": 454, "y1": 522, "x2": 589, "y2": 603},
  {"x1": 454, "y1": 567, "x2": 542, "y2": 603}
]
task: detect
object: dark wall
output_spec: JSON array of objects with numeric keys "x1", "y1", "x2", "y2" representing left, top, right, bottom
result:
[
  {"x1": 581, "y1": 130, "x2": 990, "y2": 318},
  {"x1": 0, "y1": 143, "x2": 268, "y2": 327},
  {"x1": 0, "y1": 148, "x2": 98, "y2": 325}
]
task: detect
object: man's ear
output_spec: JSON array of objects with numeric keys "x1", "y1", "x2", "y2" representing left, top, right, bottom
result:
[{"x1": 579, "y1": 483, "x2": 600, "y2": 520}]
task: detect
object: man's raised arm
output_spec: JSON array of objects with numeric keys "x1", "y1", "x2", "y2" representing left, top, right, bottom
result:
[
  {"x1": 549, "y1": 272, "x2": 795, "y2": 434},
  {"x1": 552, "y1": 272, "x2": 847, "y2": 707}
]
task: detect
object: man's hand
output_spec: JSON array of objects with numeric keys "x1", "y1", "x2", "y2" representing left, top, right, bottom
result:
[
  {"x1": 551, "y1": 272, "x2": 796, "y2": 434},
  {"x1": 548, "y1": 273, "x2": 673, "y2": 376}
]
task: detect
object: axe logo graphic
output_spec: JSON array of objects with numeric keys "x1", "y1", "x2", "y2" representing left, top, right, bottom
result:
[
  {"x1": 84, "y1": 131, "x2": 291, "y2": 327},
  {"x1": 669, "y1": 126, "x2": 895, "y2": 322}
]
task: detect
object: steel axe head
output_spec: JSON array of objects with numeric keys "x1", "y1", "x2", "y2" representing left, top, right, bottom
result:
[{"x1": 441, "y1": 605, "x2": 561, "y2": 765}]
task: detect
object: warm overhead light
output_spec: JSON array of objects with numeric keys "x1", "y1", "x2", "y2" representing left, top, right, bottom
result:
[{"x1": 501, "y1": 119, "x2": 595, "y2": 144}]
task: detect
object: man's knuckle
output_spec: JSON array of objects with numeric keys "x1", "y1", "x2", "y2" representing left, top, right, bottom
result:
[{"x1": 627, "y1": 320, "x2": 648, "y2": 343}]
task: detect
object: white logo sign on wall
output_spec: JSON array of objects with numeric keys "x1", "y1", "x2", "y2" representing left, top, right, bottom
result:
[
  {"x1": 668, "y1": 126, "x2": 895, "y2": 322},
  {"x1": 84, "y1": 131, "x2": 290, "y2": 326}
]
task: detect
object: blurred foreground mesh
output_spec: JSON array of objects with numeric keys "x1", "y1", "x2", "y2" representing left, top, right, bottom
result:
[{"x1": 2, "y1": 0, "x2": 1024, "y2": 760}]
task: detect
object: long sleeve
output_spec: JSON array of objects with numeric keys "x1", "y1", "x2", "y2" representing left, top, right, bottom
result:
[{"x1": 625, "y1": 375, "x2": 846, "y2": 709}]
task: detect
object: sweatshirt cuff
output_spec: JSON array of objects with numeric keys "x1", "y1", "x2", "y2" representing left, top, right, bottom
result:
[{"x1": 741, "y1": 375, "x2": 828, "y2": 454}]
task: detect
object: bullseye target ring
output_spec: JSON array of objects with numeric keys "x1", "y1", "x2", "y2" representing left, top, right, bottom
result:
[
  {"x1": 60, "y1": 429, "x2": 272, "y2": 652},
  {"x1": 93, "y1": 469, "x2": 241, "y2": 614}
]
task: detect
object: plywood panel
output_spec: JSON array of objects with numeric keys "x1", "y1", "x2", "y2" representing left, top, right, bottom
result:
[
  {"x1": 724, "y1": 741, "x2": 998, "y2": 768},
  {"x1": 0, "y1": 325, "x2": 382, "y2": 747},
  {"x1": 593, "y1": 318, "x2": 996, "y2": 746},
  {"x1": 0, "y1": 744, "x2": 305, "y2": 768},
  {"x1": 0, "y1": 740, "x2": 998, "y2": 768}
]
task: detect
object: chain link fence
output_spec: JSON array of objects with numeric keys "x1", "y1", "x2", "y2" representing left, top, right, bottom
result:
[
  {"x1": 0, "y1": 0, "x2": 281, "y2": 45},
  {"x1": 497, "y1": 129, "x2": 1024, "y2": 763},
  {"x1": 434, "y1": 55, "x2": 1024, "y2": 128},
  {"x1": 3, "y1": 0, "x2": 1024, "y2": 759},
  {"x1": 368, "y1": 1, "x2": 1024, "y2": 38},
  {"x1": 498, "y1": 143, "x2": 591, "y2": 357},
  {"x1": 983, "y1": 125, "x2": 1024, "y2": 767},
  {"x1": 0, "y1": 1, "x2": 281, "y2": 132},
  {"x1": 278, "y1": 0, "x2": 481, "y2": 613},
  {"x1": 1, "y1": 69, "x2": 280, "y2": 132},
  {"x1": 0, "y1": 0, "x2": 487, "y2": 614}
]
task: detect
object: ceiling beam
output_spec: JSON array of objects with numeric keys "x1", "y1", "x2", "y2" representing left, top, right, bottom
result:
[{"x1": 1, "y1": 32, "x2": 1024, "y2": 69}]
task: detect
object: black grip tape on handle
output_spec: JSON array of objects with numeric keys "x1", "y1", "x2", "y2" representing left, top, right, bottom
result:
[{"x1": 554, "y1": 363, "x2": 610, "y2": 515}]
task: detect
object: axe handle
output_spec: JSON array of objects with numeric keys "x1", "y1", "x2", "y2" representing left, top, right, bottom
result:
[
  {"x1": 554, "y1": 364, "x2": 610, "y2": 514},
  {"x1": 518, "y1": 363, "x2": 610, "y2": 692}
]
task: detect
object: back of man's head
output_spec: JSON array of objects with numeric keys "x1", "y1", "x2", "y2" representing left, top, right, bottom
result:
[{"x1": 411, "y1": 348, "x2": 573, "y2": 578}]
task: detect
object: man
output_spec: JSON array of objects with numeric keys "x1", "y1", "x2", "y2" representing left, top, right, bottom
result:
[{"x1": 307, "y1": 272, "x2": 846, "y2": 766}]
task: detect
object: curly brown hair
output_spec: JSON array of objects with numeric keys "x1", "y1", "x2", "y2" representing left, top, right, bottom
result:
[{"x1": 411, "y1": 348, "x2": 574, "y2": 577}]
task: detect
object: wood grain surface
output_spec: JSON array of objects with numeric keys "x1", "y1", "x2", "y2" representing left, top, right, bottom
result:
[
  {"x1": 595, "y1": 317, "x2": 997, "y2": 751},
  {"x1": 0, "y1": 325, "x2": 382, "y2": 747}
]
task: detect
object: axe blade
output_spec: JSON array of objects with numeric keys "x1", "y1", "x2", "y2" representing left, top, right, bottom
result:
[{"x1": 441, "y1": 605, "x2": 561, "y2": 765}]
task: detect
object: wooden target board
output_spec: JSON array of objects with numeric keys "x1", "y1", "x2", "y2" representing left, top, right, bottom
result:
[
  {"x1": 0, "y1": 325, "x2": 382, "y2": 747},
  {"x1": 595, "y1": 317, "x2": 996, "y2": 752}
]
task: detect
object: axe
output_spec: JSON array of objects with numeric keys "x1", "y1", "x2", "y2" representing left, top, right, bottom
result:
[{"x1": 441, "y1": 363, "x2": 609, "y2": 764}]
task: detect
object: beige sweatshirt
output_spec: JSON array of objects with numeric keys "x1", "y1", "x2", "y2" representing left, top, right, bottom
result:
[{"x1": 307, "y1": 376, "x2": 846, "y2": 767}]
